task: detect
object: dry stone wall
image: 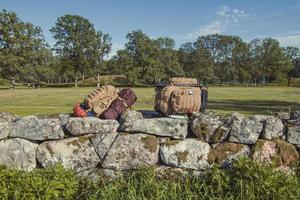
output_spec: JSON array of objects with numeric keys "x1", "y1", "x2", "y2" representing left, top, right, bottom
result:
[{"x1": 0, "y1": 110, "x2": 299, "y2": 179}]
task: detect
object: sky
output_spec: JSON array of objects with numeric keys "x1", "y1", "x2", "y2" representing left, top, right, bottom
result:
[{"x1": 1, "y1": 0, "x2": 300, "y2": 56}]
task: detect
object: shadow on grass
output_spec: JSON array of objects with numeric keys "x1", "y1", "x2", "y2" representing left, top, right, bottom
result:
[{"x1": 208, "y1": 99, "x2": 300, "y2": 114}]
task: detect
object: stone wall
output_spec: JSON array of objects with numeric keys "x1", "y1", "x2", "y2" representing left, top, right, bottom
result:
[{"x1": 0, "y1": 110, "x2": 299, "y2": 179}]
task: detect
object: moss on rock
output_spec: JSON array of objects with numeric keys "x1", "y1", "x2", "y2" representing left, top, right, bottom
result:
[
  {"x1": 175, "y1": 151, "x2": 188, "y2": 164},
  {"x1": 140, "y1": 135, "x2": 159, "y2": 153},
  {"x1": 208, "y1": 142, "x2": 245, "y2": 164}
]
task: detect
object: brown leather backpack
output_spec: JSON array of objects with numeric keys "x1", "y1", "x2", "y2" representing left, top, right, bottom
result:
[
  {"x1": 154, "y1": 77, "x2": 204, "y2": 115},
  {"x1": 83, "y1": 85, "x2": 118, "y2": 117}
]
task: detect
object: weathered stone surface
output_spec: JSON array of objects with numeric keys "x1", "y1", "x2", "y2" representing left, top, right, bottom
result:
[
  {"x1": 252, "y1": 139, "x2": 299, "y2": 167},
  {"x1": 0, "y1": 138, "x2": 38, "y2": 171},
  {"x1": 77, "y1": 167, "x2": 118, "y2": 181},
  {"x1": 58, "y1": 113, "x2": 70, "y2": 126},
  {"x1": 287, "y1": 122, "x2": 300, "y2": 148},
  {"x1": 36, "y1": 135, "x2": 100, "y2": 172},
  {"x1": 66, "y1": 118, "x2": 119, "y2": 136},
  {"x1": 119, "y1": 110, "x2": 143, "y2": 124},
  {"x1": 192, "y1": 113, "x2": 230, "y2": 143},
  {"x1": 0, "y1": 112, "x2": 18, "y2": 122},
  {"x1": 10, "y1": 116, "x2": 64, "y2": 140},
  {"x1": 0, "y1": 122, "x2": 12, "y2": 140},
  {"x1": 229, "y1": 114, "x2": 264, "y2": 144},
  {"x1": 208, "y1": 142, "x2": 250, "y2": 165},
  {"x1": 160, "y1": 139, "x2": 211, "y2": 170},
  {"x1": 261, "y1": 117, "x2": 284, "y2": 140},
  {"x1": 90, "y1": 132, "x2": 119, "y2": 161},
  {"x1": 120, "y1": 118, "x2": 188, "y2": 139},
  {"x1": 102, "y1": 133, "x2": 159, "y2": 170}
]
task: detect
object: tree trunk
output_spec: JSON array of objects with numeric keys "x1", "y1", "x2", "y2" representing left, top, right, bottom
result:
[
  {"x1": 74, "y1": 76, "x2": 78, "y2": 88},
  {"x1": 97, "y1": 73, "x2": 100, "y2": 88}
]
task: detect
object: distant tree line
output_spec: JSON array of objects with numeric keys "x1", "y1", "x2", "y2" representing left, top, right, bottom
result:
[{"x1": 0, "y1": 9, "x2": 300, "y2": 87}]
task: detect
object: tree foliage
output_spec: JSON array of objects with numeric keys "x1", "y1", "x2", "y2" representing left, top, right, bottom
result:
[{"x1": 0, "y1": 9, "x2": 53, "y2": 83}]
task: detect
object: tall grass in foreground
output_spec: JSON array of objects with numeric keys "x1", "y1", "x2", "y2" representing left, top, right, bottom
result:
[{"x1": 0, "y1": 159, "x2": 300, "y2": 200}]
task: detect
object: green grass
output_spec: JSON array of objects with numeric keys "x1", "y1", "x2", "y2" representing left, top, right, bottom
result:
[
  {"x1": 1, "y1": 159, "x2": 300, "y2": 200},
  {"x1": 0, "y1": 86, "x2": 299, "y2": 116}
]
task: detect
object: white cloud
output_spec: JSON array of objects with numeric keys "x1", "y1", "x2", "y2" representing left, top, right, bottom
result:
[
  {"x1": 292, "y1": 5, "x2": 300, "y2": 9},
  {"x1": 184, "y1": 5, "x2": 246, "y2": 40},
  {"x1": 275, "y1": 34, "x2": 300, "y2": 47},
  {"x1": 186, "y1": 20, "x2": 224, "y2": 39}
]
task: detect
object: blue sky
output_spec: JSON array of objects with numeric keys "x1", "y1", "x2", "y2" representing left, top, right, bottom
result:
[{"x1": 1, "y1": 0, "x2": 300, "y2": 56}]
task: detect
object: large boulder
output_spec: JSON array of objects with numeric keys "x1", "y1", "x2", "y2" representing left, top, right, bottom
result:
[
  {"x1": 90, "y1": 132, "x2": 119, "y2": 161},
  {"x1": 261, "y1": 117, "x2": 284, "y2": 140},
  {"x1": 36, "y1": 135, "x2": 100, "y2": 172},
  {"x1": 160, "y1": 139, "x2": 211, "y2": 170},
  {"x1": 0, "y1": 112, "x2": 18, "y2": 122},
  {"x1": 192, "y1": 112, "x2": 230, "y2": 143},
  {"x1": 252, "y1": 139, "x2": 299, "y2": 167},
  {"x1": 120, "y1": 118, "x2": 188, "y2": 139},
  {"x1": 10, "y1": 116, "x2": 64, "y2": 140},
  {"x1": 0, "y1": 122, "x2": 12, "y2": 140},
  {"x1": 229, "y1": 114, "x2": 264, "y2": 144},
  {"x1": 0, "y1": 138, "x2": 38, "y2": 171},
  {"x1": 102, "y1": 133, "x2": 159, "y2": 170},
  {"x1": 286, "y1": 121, "x2": 300, "y2": 148},
  {"x1": 119, "y1": 110, "x2": 143, "y2": 124},
  {"x1": 208, "y1": 142, "x2": 250, "y2": 165},
  {"x1": 66, "y1": 117, "x2": 119, "y2": 136}
]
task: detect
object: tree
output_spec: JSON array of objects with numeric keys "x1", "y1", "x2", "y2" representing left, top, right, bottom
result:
[
  {"x1": 50, "y1": 15, "x2": 111, "y2": 87},
  {"x1": 249, "y1": 38, "x2": 293, "y2": 85},
  {"x1": 0, "y1": 9, "x2": 52, "y2": 85}
]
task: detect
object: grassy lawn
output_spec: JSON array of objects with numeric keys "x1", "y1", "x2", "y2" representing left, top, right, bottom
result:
[{"x1": 0, "y1": 86, "x2": 299, "y2": 116}]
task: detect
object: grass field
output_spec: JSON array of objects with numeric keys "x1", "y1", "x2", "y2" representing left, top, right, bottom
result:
[{"x1": 0, "y1": 86, "x2": 299, "y2": 116}]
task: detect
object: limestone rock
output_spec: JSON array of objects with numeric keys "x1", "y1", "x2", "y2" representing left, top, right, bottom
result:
[
  {"x1": 120, "y1": 118, "x2": 188, "y2": 139},
  {"x1": 192, "y1": 113, "x2": 230, "y2": 143},
  {"x1": 252, "y1": 139, "x2": 299, "y2": 167},
  {"x1": 36, "y1": 135, "x2": 100, "y2": 172},
  {"x1": 66, "y1": 117, "x2": 119, "y2": 136},
  {"x1": 90, "y1": 132, "x2": 119, "y2": 161},
  {"x1": 0, "y1": 138, "x2": 38, "y2": 171},
  {"x1": 229, "y1": 114, "x2": 264, "y2": 144},
  {"x1": 119, "y1": 110, "x2": 143, "y2": 124},
  {"x1": 77, "y1": 167, "x2": 118, "y2": 181},
  {"x1": 0, "y1": 112, "x2": 18, "y2": 122},
  {"x1": 287, "y1": 121, "x2": 300, "y2": 148},
  {"x1": 102, "y1": 133, "x2": 159, "y2": 170},
  {"x1": 208, "y1": 142, "x2": 250, "y2": 165},
  {"x1": 160, "y1": 139, "x2": 211, "y2": 170},
  {"x1": 261, "y1": 117, "x2": 284, "y2": 140},
  {"x1": 0, "y1": 122, "x2": 12, "y2": 140},
  {"x1": 11, "y1": 116, "x2": 64, "y2": 140}
]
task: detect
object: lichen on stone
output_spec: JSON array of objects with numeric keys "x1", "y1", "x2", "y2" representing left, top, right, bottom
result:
[
  {"x1": 140, "y1": 135, "x2": 159, "y2": 153},
  {"x1": 67, "y1": 136, "x2": 90, "y2": 148},
  {"x1": 162, "y1": 140, "x2": 180, "y2": 146},
  {"x1": 175, "y1": 151, "x2": 188, "y2": 164}
]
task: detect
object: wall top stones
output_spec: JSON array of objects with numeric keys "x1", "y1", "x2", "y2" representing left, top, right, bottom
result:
[{"x1": 0, "y1": 110, "x2": 299, "y2": 179}]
